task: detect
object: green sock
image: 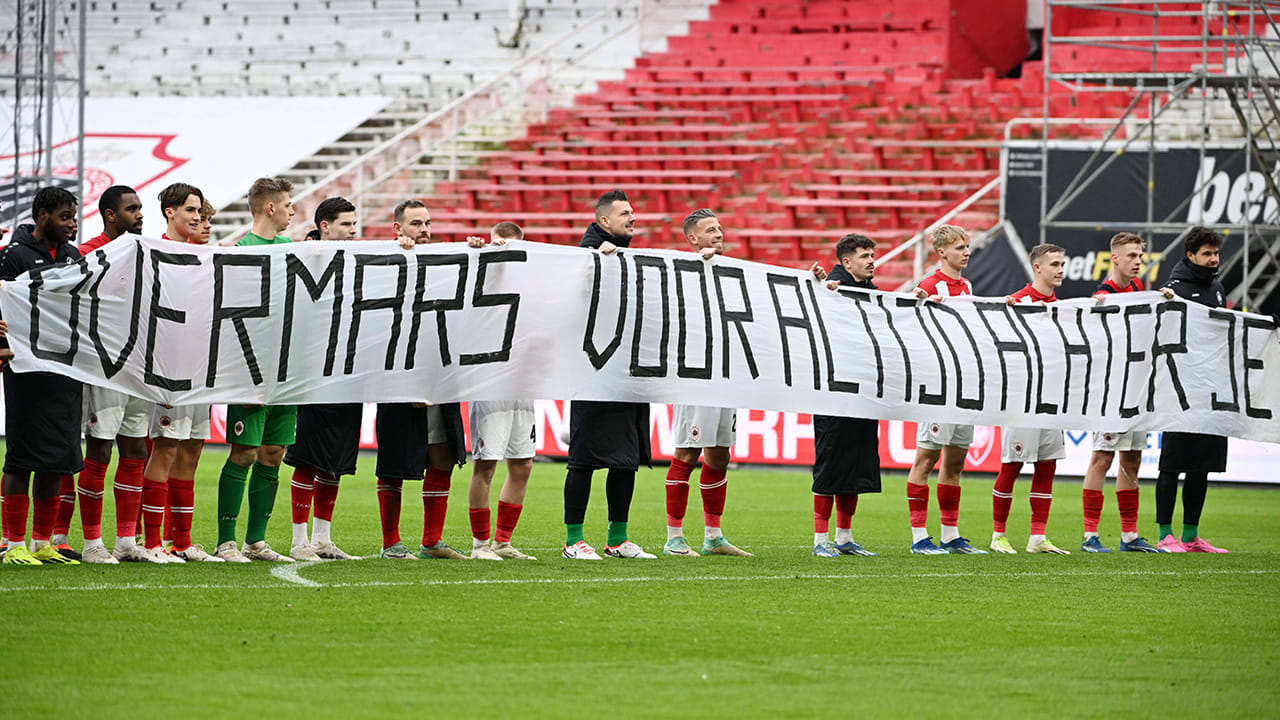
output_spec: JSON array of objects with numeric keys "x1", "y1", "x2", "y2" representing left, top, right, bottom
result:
[
  {"x1": 1158, "y1": 522, "x2": 1173, "y2": 541},
  {"x1": 245, "y1": 462, "x2": 281, "y2": 545},
  {"x1": 566, "y1": 523, "x2": 584, "y2": 546},
  {"x1": 607, "y1": 521, "x2": 627, "y2": 547},
  {"x1": 217, "y1": 461, "x2": 250, "y2": 545},
  {"x1": 1181, "y1": 524, "x2": 1199, "y2": 544}
]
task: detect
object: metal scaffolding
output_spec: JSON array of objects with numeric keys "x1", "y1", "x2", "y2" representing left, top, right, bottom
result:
[
  {"x1": 1040, "y1": 0, "x2": 1280, "y2": 311},
  {"x1": 0, "y1": 0, "x2": 87, "y2": 228}
]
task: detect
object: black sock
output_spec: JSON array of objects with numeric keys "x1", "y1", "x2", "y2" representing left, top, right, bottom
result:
[
  {"x1": 605, "y1": 468, "x2": 636, "y2": 523},
  {"x1": 1182, "y1": 471, "x2": 1208, "y2": 528},
  {"x1": 564, "y1": 468, "x2": 593, "y2": 526},
  {"x1": 1155, "y1": 471, "x2": 1179, "y2": 526}
]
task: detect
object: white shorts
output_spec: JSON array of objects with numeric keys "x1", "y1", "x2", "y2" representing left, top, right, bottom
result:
[
  {"x1": 469, "y1": 400, "x2": 536, "y2": 460},
  {"x1": 1091, "y1": 431, "x2": 1149, "y2": 452},
  {"x1": 150, "y1": 404, "x2": 212, "y2": 441},
  {"x1": 83, "y1": 386, "x2": 150, "y2": 439},
  {"x1": 672, "y1": 405, "x2": 736, "y2": 448},
  {"x1": 916, "y1": 422, "x2": 974, "y2": 450},
  {"x1": 1001, "y1": 427, "x2": 1066, "y2": 463}
]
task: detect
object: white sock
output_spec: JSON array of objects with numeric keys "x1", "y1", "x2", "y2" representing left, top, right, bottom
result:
[
  {"x1": 835, "y1": 527, "x2": 853, "y2": 545},
  {"x1": 1028, "y1": 534, "x2": 1046, "y2": 547},
  {"x1": 115, "y1": 535, "x2": 136, "y2": 551},
  {"x1": 814, "y1": 532, "x2": 829, "y2": 546},
  {"x1": 84, "y1": 537, "x2": 105, "y2": 550},
  {"x1": 1084, "y1": 531, "x2": 1099, "y2": 540},
  {"x1": 1121, "y1": 531, "x2": 1139, "y2": 543},
  {"x1": 32, "y1": 539, "x2": 50, "y2": 550},
  {"x1": 705, "y1": 525, "x2": 722, "y2": 541},
  {"x1": 51, "y1": 533, "x2": 69, "y2": 547},
  {"x1": 911, "y1": 526, "x2": 929, "y2": 544},
  {"x1": 940, "y1": 525, "x2": 959, "y2": 543},
  {"x1": 312, "y1": 518, "x2": 331, "y2": 545},
  {"x1": 667, "y1": 525, "x2": 684, "y2": 540},
  {"x1": 292, "y1": 522, "x2": 309, "y2": 546}
]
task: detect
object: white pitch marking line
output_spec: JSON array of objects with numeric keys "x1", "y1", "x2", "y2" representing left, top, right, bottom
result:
[
  {"x1": 268, "y1": 560, "x2": 329, "y2": 587},
  {"x1": 0, "y1": 566, "x2": 1274, "y2": 593}
]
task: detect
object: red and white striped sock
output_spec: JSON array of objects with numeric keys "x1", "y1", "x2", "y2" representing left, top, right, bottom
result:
[
  {"x1": 141, "y1": 477, "x2": 168, "y2": 549},
  {"x1": 907, "y1": 481, "x2": 929, "y2": 541},
  {"x1": 665, "y1": 458, "x2": 694, "y2": 535},
  {"x1": 992, "y1": 463, "x2": 1020, "y2": 535},
  {"x1": 1028, "y1": 461, "x2": 1055, "y2": 536},
  {"x1": 169, "y1": 478, "x2": 195, "y2": 551},
  {"x1": 699, "y1": 465, "x2": 727, "y2": 539},
  {"x1": 421, "y1": 467, "x2": 451, "y2": 548},
  {"x1": 77, "y1": 459, "x2": 109, "y2": 542},
  {"x1": 52, "y1": 474, "x2": 76, "y2": 542},
  {"x1": 113, "y1": 458, "x2": 146, "y2": 541}
]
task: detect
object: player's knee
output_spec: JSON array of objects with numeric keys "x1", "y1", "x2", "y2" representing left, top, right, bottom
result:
[
  {"x1": 259, "y1": 445, "x2": 285, "y2": 467},
  {"x1": 117, "y1": 437, "x2": 149, "y2": 461},
  {"x1": 229, "y1": 444, "x2": 258, "y2": 467},
  {"x1": 703, "y1": 447, "x2": 731, "y2": 470},
  {"x1": 84, "y1": 437, "x2": 113, "y2": 464},
  {"x1": 672, "y1": 447, "x2": 701, "y2": 465}
]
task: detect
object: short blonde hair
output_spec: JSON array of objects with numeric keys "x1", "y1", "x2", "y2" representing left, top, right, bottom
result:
[
  {"x1": 930, "y1": 224, "x2": 968, "y2": 253},
  {"x1": 1110, "y1": 232, "x2": 1144, "y2": 252},
  {"x1": 200, "y1": 200, "x2": 216, "y2": 220}
]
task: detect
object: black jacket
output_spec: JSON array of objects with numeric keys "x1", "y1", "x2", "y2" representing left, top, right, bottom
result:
[
  {"x1": 811, "y1": 266, "x2": 881, "y2": 495},
  {"x1": 0, "y1": 224, "x2": 85, "y2": 474},
  {"x1": 1159, "y1": 257, "x2": 1228, "y2": 473},
  {"x1": 567, "y1": 222, "x2": 650, "y2": 471}
]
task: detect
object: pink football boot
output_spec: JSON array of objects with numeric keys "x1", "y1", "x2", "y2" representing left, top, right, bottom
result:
[
  {"x1": 1157, "y1": 534, "x2": 1187, "y2": 553},
  {"x1": 1182, "y1": 537, "x2": 1228, "y2": 553}
]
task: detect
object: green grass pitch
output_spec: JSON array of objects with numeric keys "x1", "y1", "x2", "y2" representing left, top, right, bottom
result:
[{"x1": 3, "y1": 446, "x2": 1277, "y2": 719}]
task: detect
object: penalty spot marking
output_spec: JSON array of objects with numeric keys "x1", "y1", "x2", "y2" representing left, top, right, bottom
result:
[{"x1": 0, "y1": 566, "x2": 1274, "y2": 593}]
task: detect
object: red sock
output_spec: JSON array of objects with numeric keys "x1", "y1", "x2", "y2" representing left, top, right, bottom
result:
[
  {"x1": 937, "y1": 483, "x2": 961, "y2": 528},
  {"x1": 992, "y1": 462, "x2": 1021, "y2": 534},
  {"x1": 907, "y1": 481, "x2": 929, "y2": 529},
  {"x1": 53, "y1": 474, "x2": 76, "y2": 538},
  {"x1": 142, "y1": 477, "x2": 167, "y2": 548},
  {"x1": 313, "y1": 473, "x2": 340, "y2": 523},
  {"x1": 665, "y1": 458, "x2": 694, "y2": 527},
  {"x1": 1082, "y1": 489, "x2": 1104, "y2": 533},
  {"x1": 495, "y1": 501, "x2": 522, "y2": 543},
  {"x1": 421, "y1": 467, "x2": 451, "y2": 547},
  {"x1": 77, "y1": 459, "x2": 108, "y2": 541},
  {"x1": 3, "y1": 492, "x2": 28, "y2": 543},
  {"x1": 699, "y1": 465, "x2": 727, "y2": 528},
  {"x1": 469, "y1": 507, "x2": 491, "y2": 541},
  {"x1": 114, "y1": 458, "x2": 146, "y2": 538},
  {"x1": 1116, "y1": 488, "x2": 1139, "y2": 534},
  {"x1": 32, "y1": 493, "x2": 58, "y2": 542},
  {"x1": 813, "y1": 494, "x2": 833, "y2": 533},
  {"x1": 376, "y1": 479, "x2": 403, "y2": 549},
  {"x1": 169, "y1": 478, "x2": 195, "y2": 551},
  {"x1": 834, "y1": 494, "x2": 857, "y2": 530},
  {"x1": 1029, "y1": 461, "x2": 1056, "y2": 535},
  {"x1": 162, "y1": 485, "x2": 173, "y2": 545},
  {"x1": 290, "y1": 466, "x2": 317, "y2": 524}
]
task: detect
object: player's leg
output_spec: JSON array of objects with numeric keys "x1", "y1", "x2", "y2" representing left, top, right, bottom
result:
[
  {"x1": 664, "y1": 446, "x2": 700, "y2": 556},
  {"x1": 1081, "y1": 439, "x2": 1113, "y2": 552},
  {"x1": 1, "y1": 471, "x2": 39, "y2": 564},
  {"x1": 1025, "y1": 430, "x2": 1068, "y2": 554},
  {"x1": 30, "y1": 471, "x2": 78, "y2": 565},
  {"x1": 603, "y1": 467, "x2": 654, "y2": 559},
  {"x1": 218, "y1": 405, "x2": 265, "y2": 555},
  {"x1": 1154, "y1": 470, "x2": 1183, "y2": 551},
  {"x1": 991, "y1": 426, "x2": 1031, "y2": 553},
  {"x1": 906, "y1": 445, "x2": 938, "y2": 548},
  {"x1": 418, "y1": 439, "x2": 464, "y2": 560},
  {"x1": 936, "y1": 441, "x2": 982, "y2": 554},
  {"x1": 140, "y1": 437, "x2": 174, "y2": 559},
  {"x1": 290, "y1": 464, "x2": 318, "y2": 554},
  {"x1": 492, "y1": 458, "x2": 535, "y2": 559},
  {"x1": 76, "y1": 435, "x2": 117, "y2": 563},
  {"x1": 699, "y1": 443, "x2": 750, "y2": 556},
  {"x1": 374, "y1": 404, "x2": 418, "y2": 559},
  {"x1": 50, "y1": 472, "x2": 78, "y2": 557},
  {"x1": 1114, "y1": 447, "x2": 1158, "y2": 552},
  {"x1": 468, "y1": 459, "x2": 501, "y2": 560},
  {"x1": 169, "y1": 437, "x2": 221, "y2": 561},
  {"x1": 1180, "y1": 471, "x2": 1225, "y2": 552},
  {"x1": 563, "y1": 466, "x2": 599, "y2": 559},
  {"x1": 243, "y1": 405, "x2": 296, "y2": 561},
  {"x1": 812, "y1": 493, "x2": 838, "y2": 557}
]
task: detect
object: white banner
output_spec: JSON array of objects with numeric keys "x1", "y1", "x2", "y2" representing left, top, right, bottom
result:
[{"x1": 2, "y1": 236, "x2": 1279, "y2": 444}]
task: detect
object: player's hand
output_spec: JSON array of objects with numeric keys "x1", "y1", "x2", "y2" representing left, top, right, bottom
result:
[
  {"x1": 1094, "y1": 293, "x2": 1107, "y2": 305},
  {"x1": 809, "y1": 262, "x2": 827, "y2": 280},
  {"x1": 466, "y1": 236, "x2": 486, "y2": 248},
  {"x1": 0, "y1": 319, "x2": 7, "y2": 338},
  {"x1": 411, "y1": 402, "x2": 427, "y2": 408},
  {"x1": 397, "y1": 236, "x2": 415, "y2": 250},
  {"x1": 1006, "y1": 295, "x2": 1017, "y2": 306},
  {"x1": 699, "y1": 247, "x2": 717, "y2": 260},
  {"x1": 826, "y1": 279, "x2": 840, "y2": 291},
  {"x1": 599, "y1": 241, "x2": 618, "y2": 255},
  {"x1": 0, "y1": 347, "x2": 12, "y2": 365},
  {"x1": 490, "y1": 237, "x2": 509, "y2": 246},
  {"x1": 913, "y1": 287, "x2": 928, "y2": 299},
  {"x1": 1159, "y1": 288, "x2": 1175, "y2": 300}
]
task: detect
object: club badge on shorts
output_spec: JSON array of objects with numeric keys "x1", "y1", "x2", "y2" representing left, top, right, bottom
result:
[
  {"x1": 1012, "y1": 441, "x2": 1025, "y2": 455},
  {"x1": 690, "y1": 425, "x2": 701, "y2": 442},
  {"x1": 234, "y1": 420, "x2": 245, "y2": 436},
  {"x1": 160, "y1": 416, "x2": 172, "y2": 427}
]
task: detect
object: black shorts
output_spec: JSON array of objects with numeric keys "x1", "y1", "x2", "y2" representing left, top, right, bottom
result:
[
  {"x1": 285, "y1": 403, "x2": 363, "y2": 477},
  {"x1": 810, "y1": 415, "x2": 881, "y2": 496},
  {"x1": 374, "y1": 403, "x2": 429, "y2": 481},
  {"x1": 2, "y1": 369, "x2": 84, "y2": 475}
]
